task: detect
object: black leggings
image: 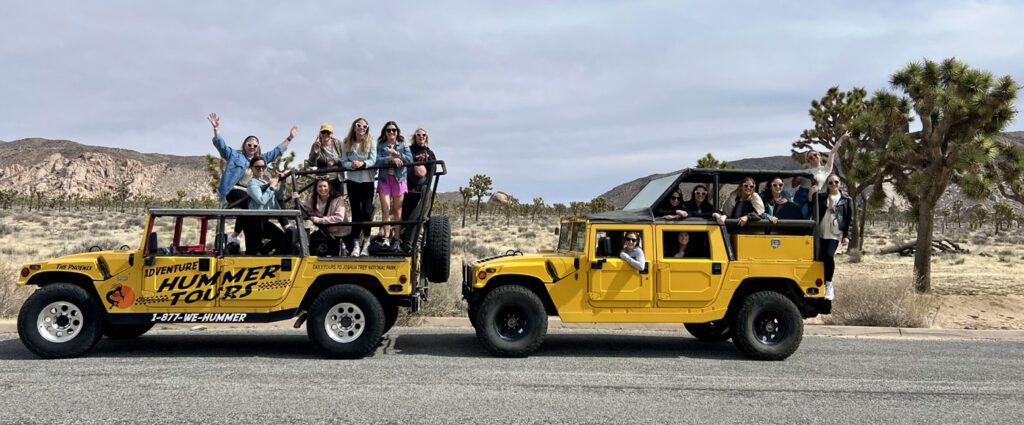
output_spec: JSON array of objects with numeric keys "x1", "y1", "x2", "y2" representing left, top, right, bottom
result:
[
  {"x1": 346, "y1": 181, "x2": 376, "y2": 240},
  {"x1": 819, "y1": 238, "x2": 840, "y2": 281},
  {"x1": 225, "y1": 188, "x2": 249, "y2": 234}
]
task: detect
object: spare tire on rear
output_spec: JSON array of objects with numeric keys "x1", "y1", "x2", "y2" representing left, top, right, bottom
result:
[{"x1": 422, "y1": 216, "x2": 451, "y2": 283}]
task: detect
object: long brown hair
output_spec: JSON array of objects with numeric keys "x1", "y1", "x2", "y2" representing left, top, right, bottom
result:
[{"x1": 377, "y1": 121, "x2": 405, "y2": 145}]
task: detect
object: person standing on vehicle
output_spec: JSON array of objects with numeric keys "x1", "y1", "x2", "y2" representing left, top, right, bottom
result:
[
  {"x1": 793, "y1": 132, "x2": 847, "y2": 218},
  {"x1": 341, "y1": 118, "x2": 377, "y2": 257},
  {"x1": 401, "y1": 128, "x2": 436, "y2": 222},
  {"x1": 619, "y1": 232, "x2": 646, "y2": 271},
  {"x1": 208, "y1": 113, "x2": 295, "y2": 243},
  {"x1": 815, "y1": 174, "x2": 853, "y2": 300},
  {"x1": 244, "y1": 156, "x2": 285, "y2": 255},
  {"x1": 375, "y1": 121, "x2": 412, "y2": 247},
  {"x1": 307, "y1": 123, "x2": 345, "y2": 195}
]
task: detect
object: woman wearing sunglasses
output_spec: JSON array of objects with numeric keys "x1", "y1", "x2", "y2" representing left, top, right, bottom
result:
[
  {"x1": 683, "y1": 184, "x2": 715, "y2": 219},
  {"x1": 762, "y1": 177, "x2": 795, "y2": 224},
  {"x1": 655, "y1": 189, "x2": 688, "y2": 220},
  {"x1": 815, "y1": 174, "x2": 853, "y2": 300},
  {"x1": 374, "y1": 121, "x2": 413, "y2": 247},
  {"x1": 619, "y1": 232, "x2": 646, "y2": 272},
  {"x1": 243, "y1": 156, "x2": 285, "y2": 255},
  {"x1": 401, "y1": 128, "x2": 436, "y2": 222},
  {"x1": 793, "y1": 132, "x2": 848, "y2": 218},
  {"x1": 713, "y1": 177, "x2": 766, "y2": 227},
  {"x1": 208, "y1": 113, "x2": 296, "y2": 245},
  {"x1": 341, "y1": 118, "x2": 377, "y2": 257}
]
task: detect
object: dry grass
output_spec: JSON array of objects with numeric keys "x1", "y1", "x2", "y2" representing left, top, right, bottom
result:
[
  {"x1": 0, "y1": 260, "x2": 32, "y2": 317},
  {"x1": 820, "y1": 276, "x2": 935, "y2": 327}
]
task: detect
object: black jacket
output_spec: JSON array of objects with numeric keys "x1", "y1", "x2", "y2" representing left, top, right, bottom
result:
[
  {"x1": 407, "y1": 144, "x2": 436, "y2": 191},
  {"x1": 815, "y1": 191, "x2": 854, "y2": 240}
]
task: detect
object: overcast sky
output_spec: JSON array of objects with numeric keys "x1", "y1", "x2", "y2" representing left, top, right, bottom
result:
[{"x1": 3, "y1": 1, "x2": 1024, "y2": 203}]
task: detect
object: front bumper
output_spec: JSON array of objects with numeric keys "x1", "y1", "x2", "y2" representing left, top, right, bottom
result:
[{"x1": 461, "y1": 262, "x2": 473, "y2": 300}]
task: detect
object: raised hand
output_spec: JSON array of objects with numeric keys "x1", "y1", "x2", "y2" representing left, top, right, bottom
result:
[
  {"x1": 208, "y1": 113, "x2": 220, "y2": 129},
  {"x1": 289, "y1": 126, "x2": 298, "y2": 140}
]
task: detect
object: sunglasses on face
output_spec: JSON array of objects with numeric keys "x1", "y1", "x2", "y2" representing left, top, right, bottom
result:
[
  {"x1": 355, "y1": 123, "x2": 368, "y2": 130},
  {"x1": 670, "y1": 196, "x2": 681, "y2": 200},
  {"x1": 828, "y1": 180, "x2": 840, "y2": 185},
  {"x1": 695, "y1": 192, "x2": 707, "y2": 196},
  {"x1": 772, "y1": 183, "x2": 784, "y2": 187},
  {"x1": 245, "y1": 143, "x2": 259, "y2": 148},
  {"x1": 253, "y1": 165, "x2": 266, "y2": 170},
  {"x1": 320, "y1": 131, "x2": 331, "y2": 135},
  {"x1": 742, "y1": 184, "x2": 754, "y2": 189},
  {"x1": 625, "y1": 238, "x2": 637, "y2": 242},
  {"x1": 385, "y1": 128, "x2": 398, "y2": 133},
  {"x1": 415, "y1": 133, "x2": 427, "y2": 137}
]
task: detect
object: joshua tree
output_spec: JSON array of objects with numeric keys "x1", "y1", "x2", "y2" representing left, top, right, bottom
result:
[
  {"x1": 468, "y1": 174, "x2": 493, "y2": 222},
  {"x1": 531, "y1": 197, "x2": 545, "y2": 221},
  {"x1": 459, "y1": 186, "x2": 473, "y2": 228},
  {"x1": 588, "y1": 196, "x2": 614, "y2": 213},
  {"x1": 696, "y1": 153, "x2": 733, "y2": 169},
  {"x1": 884, "y1": 58, "x2": 1017, "y2": 292}
]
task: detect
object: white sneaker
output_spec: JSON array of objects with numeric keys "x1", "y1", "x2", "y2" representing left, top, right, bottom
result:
[
  {"x1": 350, "y1": 242, "x2": 361, "y2": 257},
  {"x1": 824, "y1": 281, "x2": 835, "y2": 300},
  {"x1": 382, "y1": 238, "x2": 390, "y2": 247},
  {"x1": 360, "y1": 238, "x2": 370, "y2": 257}
]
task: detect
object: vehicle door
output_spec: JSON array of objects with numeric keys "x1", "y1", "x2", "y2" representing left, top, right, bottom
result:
[
  {"x1": 139, "y1": 214, "x2": 220, "y2": 310},
  {"x1": 587, "y1": 224, "x2": 654, "y2": 308},
  {"x1": 656, "y1": 225, "x2": 728, "y2": 308},
  {"x1": 216, "y1": 213, "x2": 304, "y2": 308}
]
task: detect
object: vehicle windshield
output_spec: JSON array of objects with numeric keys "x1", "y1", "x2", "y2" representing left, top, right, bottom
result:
[
  {"x1": 556, "y1": 221, "x2": 587, "y2": 252},
  {"x1": 622, "y1": 173, "x2": 681, "y2": 211}
]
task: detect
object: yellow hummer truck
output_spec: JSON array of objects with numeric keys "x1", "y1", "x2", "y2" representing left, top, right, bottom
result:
[
  {"x1": 15, "y1": 161, "x2": 450, "y2": 359},
  {"x1": 463, "y1": 168, "x2": 832, "y2": 360}
]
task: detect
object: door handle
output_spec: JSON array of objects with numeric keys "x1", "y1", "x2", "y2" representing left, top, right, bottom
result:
[
  {"x1": 199, "y1": 258, "x2": 210, "y2": 272},
  {"x1": 712, "y1": 263, "x2": 722, "y2": 275}
]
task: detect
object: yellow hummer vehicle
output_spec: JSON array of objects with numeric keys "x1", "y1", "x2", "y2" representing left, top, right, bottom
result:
[
  {"x1": 16, "y1": 161, "x2": 450, "y2": 359},
  {"x1": 463, "y1": 169, "x2": 832, "y2": 360}
]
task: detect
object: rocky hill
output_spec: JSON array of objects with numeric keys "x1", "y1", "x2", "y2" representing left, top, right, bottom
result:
[{"x1": 0, "y1": 138, "x2": 211, "y2": 200}]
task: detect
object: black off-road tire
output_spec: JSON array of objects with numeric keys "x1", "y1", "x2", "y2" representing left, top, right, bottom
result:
[
  {"x1": 684, "y1": 321, "x2": 733, "y2": 342},
  {"x1": 422, "y1": 216, "x2": 451, "y2": 283},
  {"x1": 307, "y1": 285, "x2": 385, "y2": 359},
  {"x1": 382, "y1": 302, "x2": 399, "y2": 335},
  {"x1": 732, "y1": 291, "x2": 803, "y2": 361},
  {"x1": 474, "y1": 285, "x2": 548, "y2": 357},
  {"x1": 102, "y1": 322, "x2": 154, "y2": 339},
  {"x1": 17, "y1": 283, "x2": 104, "y2": 359}
]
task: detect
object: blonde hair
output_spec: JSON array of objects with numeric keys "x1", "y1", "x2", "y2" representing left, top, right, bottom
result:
[
  {"x1": 413, "y1": 127, "x2": 429, "y2": 146},
  {"x1": 343, "y1": 117, "x2": 374, "y2": 154}
]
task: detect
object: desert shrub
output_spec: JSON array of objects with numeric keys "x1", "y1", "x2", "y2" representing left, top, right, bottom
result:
[
  {"x1": 971, "y1": 234, "x2": 990, "y2": 245},
  {"x1": 520, "y1": 230, "x2": 537, "y2": 239},
  {"x1": 821, "y1": 277, "x2": 933, "y2": 327},
  {"x1": 0, "y1": 223, "x2": 13, "y2": 236},
  {"x1": 0, "y1": 260, "x2": 33, "y2": 318},
  {"x1": 54, "y1": 238, "x2": 128, "y2": 258},
  {"x1": 123, "y1": 216, "x2": 145, "y2": 229}
]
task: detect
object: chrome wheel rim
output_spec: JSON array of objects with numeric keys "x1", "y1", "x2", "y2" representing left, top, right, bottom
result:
[
  {"x1": 37, "y1": 301, "x2": 84, "y2": 343},
  {"x1": 325, "y1": 302, "x2": 365, "y2": 343}
]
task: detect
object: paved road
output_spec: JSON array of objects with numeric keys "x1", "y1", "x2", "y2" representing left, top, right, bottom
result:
[{"x1": 0, "y1": 327, "x2": 1021, "y2": 424}]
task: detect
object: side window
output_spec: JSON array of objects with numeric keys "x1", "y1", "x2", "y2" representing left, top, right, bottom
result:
[
  {"x1": 228, "y1": 214, "x2": 302, "y2": 256},
  {"x1": 663, "y1": 231, "x2": 711, "y2": 259},
  {"x1": 571, "y1": 223, "x2": 586, "y2": 252},
  {"x1": 557, "y1": 223, "x2": 572, "y2": 251},
  {"x1": 594, "y1": 230, "x2": 644, "y2": 258}
]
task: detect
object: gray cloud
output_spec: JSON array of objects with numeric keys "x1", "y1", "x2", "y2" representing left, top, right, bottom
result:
[{"x1": 2, "y1": 1, "x2": 1024, "y2": 203}]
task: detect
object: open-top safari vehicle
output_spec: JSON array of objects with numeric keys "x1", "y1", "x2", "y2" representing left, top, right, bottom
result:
[
  {"x1": 463, "y1": 168, "x2": 832, "y2": 360},
  {"x1": 15, "y1": 160, "x2": 450, "y2": 359}
]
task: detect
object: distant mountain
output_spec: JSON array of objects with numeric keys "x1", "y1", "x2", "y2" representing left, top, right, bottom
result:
[{"x1": 0, "y1": 138, "x2": 210, "y2": 200}]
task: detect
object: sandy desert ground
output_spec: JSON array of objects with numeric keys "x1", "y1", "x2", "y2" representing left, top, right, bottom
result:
[{"x1": 1, "y1": 209, "x2": 1022, "y2": 329}]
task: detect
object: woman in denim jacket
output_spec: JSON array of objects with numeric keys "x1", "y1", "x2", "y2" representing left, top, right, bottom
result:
[
  {"x1": 341, "y1": 118, "x2": 377, "y2": 257},
  {"x1": 375, "y1": 121, "x2": 413, "y2": 246},
  {"x1": 208, "y1": 113, "x2": 294, "y2": 244}
]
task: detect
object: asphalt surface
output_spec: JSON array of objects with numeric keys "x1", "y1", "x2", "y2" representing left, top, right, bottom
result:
[{"x1": 0, "y1": 327, "x2": 1021, "y2": 424}]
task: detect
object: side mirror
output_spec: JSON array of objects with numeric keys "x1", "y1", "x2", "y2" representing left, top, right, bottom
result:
[{"x1": 591, "y1": 258, "x2": 606, "y2": 270}]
